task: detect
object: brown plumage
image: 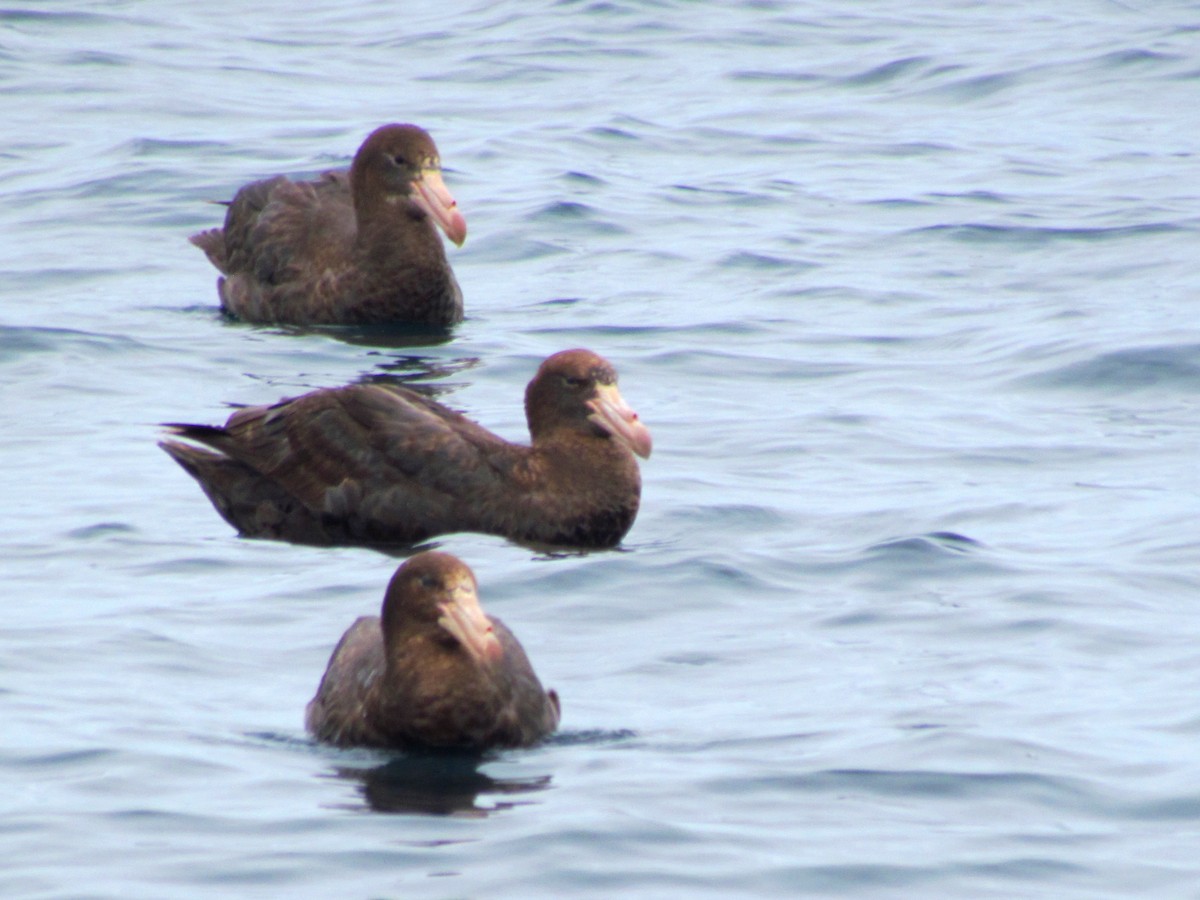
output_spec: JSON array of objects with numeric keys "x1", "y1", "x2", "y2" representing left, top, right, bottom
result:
[
  {"x1": 306, "y1": 552, "x2": 560, "y2": 751},
  {"x1": 159, "y1": 349, "x2": 652, "y2": 549},
  {"x1": 191, "y1": 124, "x2": 466, "y2": 326}
]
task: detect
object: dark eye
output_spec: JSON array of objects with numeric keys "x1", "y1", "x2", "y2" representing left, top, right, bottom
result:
[
  {"x1": 562, "y1": 375, "x2": 587, "y2": 388},
  {"x1": 418, "y1": 574, "x2": 439, "y2": 589},
  {"x1": 391, "y1": 153, "x2": 409, "y2": 167}
]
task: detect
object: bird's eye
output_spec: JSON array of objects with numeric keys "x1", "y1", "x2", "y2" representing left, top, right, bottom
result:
[
  {"x1": 418, "y1": 574, "x2": 439, "y2": 589},
  {"x1": 391, "y1": 154, "x2": 408, "y2": 167},
  {"x1": 562, "y1": 375, "x2": 587, "y2": 388}
]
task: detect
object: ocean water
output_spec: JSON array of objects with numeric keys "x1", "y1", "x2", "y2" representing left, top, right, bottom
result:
[{"x1": 3, "y1": 0, "x2": 1200, "y2": 895}]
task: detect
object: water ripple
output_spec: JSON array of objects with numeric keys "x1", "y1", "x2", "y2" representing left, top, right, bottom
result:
[
  {"x1": 909, "y1": 222, "x2": 1183, "y2": 246},
  {"x1": 1021, "y1": 344, "x2": 1200, "y2": 393},
  {"x1": 6, "y1": 1, "x2": 1200, "y2": 895}
]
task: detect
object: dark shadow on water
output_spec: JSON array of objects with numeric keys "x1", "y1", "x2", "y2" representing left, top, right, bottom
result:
[
  {"x1": 178, "y1": 305, "x2": 461, "y2": 349},
  {"x1": 178, "y1": 303, "x2": 481, "y2": 389},
  {"x1": 232, "y1": 316, "x2": 460, "y2": 351},
  {"x1": 251, "y1": 728, "x2": 633, "y2": 816},
  {"x1": 332, "y1": 752, "x2": 552, "y2": 817},
  {"x1": 234, "y1": 529, "x2": 637, "y2": 559},
  {"x1": 519, "y1": 539, "x2": 635, "y2": 560},
  {"x1": 545, "y1": 727, "x2": 637, "y2": 747},
  {"x1": 237, "y1": 532, "x2": 446, "y2": 560},
  {"x1": 353, "y1": 353, "x2": 481, "y2": 398}
]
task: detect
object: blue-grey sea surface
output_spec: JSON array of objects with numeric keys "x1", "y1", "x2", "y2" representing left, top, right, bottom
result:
[{"x1": 3, "y1": 1, "x2": 1200, "y2": 896}]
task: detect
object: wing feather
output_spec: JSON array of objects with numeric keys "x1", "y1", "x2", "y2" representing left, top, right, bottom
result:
[{"x1": 195, "y1": 384, "x2": 529, "y2": 536}]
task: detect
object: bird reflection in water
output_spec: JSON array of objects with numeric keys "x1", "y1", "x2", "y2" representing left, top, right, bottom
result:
[
  {"x1": 269, "y1": 322, "x2": 459, "y2": 351},
  {"x1": 355, "y1": 353, "x2": 482, "y2": 398},
  {"x1": 331, "y1": 753, "x2": 552, "y2": 817}
]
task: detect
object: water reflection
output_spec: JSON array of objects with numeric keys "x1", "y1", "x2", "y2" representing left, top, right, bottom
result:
[
  {"x1": 332, "y1": 754, "x2": 552, "y2": 817},
  {"x1": 355, "y1": 353, "x2": 482, "y2": 397},
  {"x1": 236, "y1": 353, "x2": 480, "y2": 398},
  {"x1": 257, "y1": 321, "x2": 458, "y2": 350}
]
